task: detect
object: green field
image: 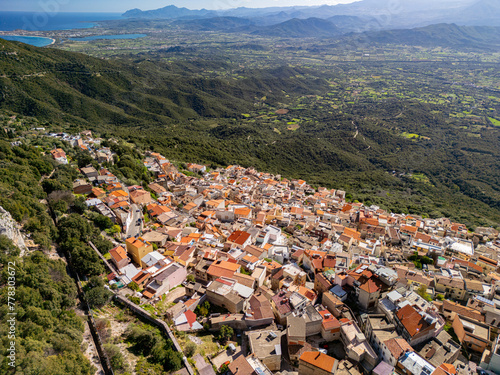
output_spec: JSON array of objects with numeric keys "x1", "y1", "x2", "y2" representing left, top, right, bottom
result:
[{"x1": 489, "y1": 117, "x2": 500, "y2": 126}]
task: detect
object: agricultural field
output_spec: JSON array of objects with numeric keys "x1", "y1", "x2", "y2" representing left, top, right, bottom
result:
[{"x1": 1, "y1": 20, "x2": 499, "y2": 227}]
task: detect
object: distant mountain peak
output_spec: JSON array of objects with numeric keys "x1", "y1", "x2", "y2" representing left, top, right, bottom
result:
[
  {"x1": 122, "y1": 0, "x2": 500, "y2": 27},
  {"x1": 122, "y1": 4, "x2": 215, "y2": 19}
]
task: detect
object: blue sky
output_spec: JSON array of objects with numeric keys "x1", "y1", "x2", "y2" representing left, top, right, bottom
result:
[{"x1": 3, "y1": 0, "x2": 358, "y2": 13}]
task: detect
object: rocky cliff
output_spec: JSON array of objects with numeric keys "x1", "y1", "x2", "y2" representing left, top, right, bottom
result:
[{"x1": 0, "y1": 206, "x2": 27, "y2": 254}]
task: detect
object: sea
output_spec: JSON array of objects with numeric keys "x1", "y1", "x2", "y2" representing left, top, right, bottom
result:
[
  {"x1": 0, "y1": 12, "x2": 123, "y2": 31},
  {"x1": 0, "y1": 11, "x2": 123, "y2": 47}
]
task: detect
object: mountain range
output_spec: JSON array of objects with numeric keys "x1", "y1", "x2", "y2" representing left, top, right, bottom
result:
[
  {"x1": 169, "y1": 16, "x2": 500, "y2": 47},
  {"x1": 123, "y1": 0, "x2": 500, "y2": 28},
  {"x1": 349, "y1": 23, "x2": 500, "y2": 50}
]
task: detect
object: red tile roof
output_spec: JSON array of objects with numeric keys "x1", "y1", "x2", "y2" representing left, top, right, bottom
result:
[
  {"x1": 396, "y1": 304, "x2": 432, "y2": 337},
  {"x1": 299, "y1": 351, "x2": 337, "y2": 373},
  {"x1": 227, "y1": 230, "x2": 251, "y2": 246},
  {"x1": 383, "y1": 337, "x2": 413, "y2": 359},
  {"x1": 207, "y1": 260, "x2": 240, "y2": 279},
  {"x1": 272, "y1": 291, "x2": 293, "y2": 315},
  {"x1": 319, "y1": 310, "x2": 341, "y2": 331},
  {"x1": 228, "y1": 355, "x2": 254, "y2": 375},
  {"x1": 360, "y1": 278, "x2": 381, "y2": 294},
  {"x1": 109, "y1": 245, "x2": 127, "y2": 263}
]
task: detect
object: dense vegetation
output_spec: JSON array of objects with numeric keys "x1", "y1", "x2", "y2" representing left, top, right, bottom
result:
[
  {"x1": 124, "y1": 323, "x2": 183, "y2": 372},
  {"x1": 0, "y1": 240, "x2": 94, "y2": 374},
  {"x1": 57, "y1": 214, "x2": 112, "y2": 277},
  {"x1": 0, "y1": 138, "x2": 55, "y2": 249},
  {"x1": 0, "y1": 128, "x2": 112, "y2": 373},
  {"x1": 1, "y1": 28, "x2": 500, "y2": 228}
]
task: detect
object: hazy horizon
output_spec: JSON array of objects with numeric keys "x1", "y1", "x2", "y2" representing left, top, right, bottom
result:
[{"x1": 1, "y1": 0, "x2": 359, "y2": 13}]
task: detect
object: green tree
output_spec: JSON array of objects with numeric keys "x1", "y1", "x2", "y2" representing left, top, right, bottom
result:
[
  {"x1": 128, "y1": 281, "x2": 140, "y2": 291},
  {"x1": 58, "y1": 214, "x2": 94, "y2": 244},
  {"x1": 125, "y1": 324, "x2": 158, "y2": 356},
  {"x1": 53, "y1": 199, "x2": 68, "y2": 213},
  {"x1": 185, "y1": 342, "x2": 196, "y2": 357},
  {"x1": 0, "y1": 234, "x2": 20, "y2": 263},
  {"x1": 218, "y1": 363, "x2": 229, "y2": 374},
  {"x1": 86, "y1": 285, "x2": 112, "y2": 308},
  {"x1": 92, "y1": 236, "x2": 113, "y2": 255},
  {"x1": 195, "y1": 300, "x2": 211, "y2": 317},
  {"x1": 90, "y1": 213, "x2": 114, "y2": 230},
  {"x1": 416, "y1": 284, "x2": 432, "y2": 302},
  {"x1": 71, "y1": 244, "x2": 105, "y2": 276},
  {"x1": 0, "y1": 252, "x2": 94, "y2": 375},
  {"x1": 218, "y1": 325, "x2": 233, "y2": 345},
  {"x1": 42, "y1": 178, "x2": 66, "y2": 194},
  {"x1": 163, "y1": 349, "x2": 183, "y2": 372},
  {"x1": 75, "y1": 150, "x2": 95, "y2": 169},
  {"x1": 89, "y1": 275, "x2": 104, "y2": 288},
  {"x1": 104, "y1": 344, "x2": 127, "y2": 371},
  {"x1": 72, "y1": 196, "x2": 87, "y2": 214},
  {"x1": 421, "y1": 256, "x2": 433, "y2": 265},
  {"x1": 106, "y1": 225, "x2": 121, "y2": 235}
]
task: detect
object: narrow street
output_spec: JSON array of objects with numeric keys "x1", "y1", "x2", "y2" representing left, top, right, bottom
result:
[{"x1": 125, "y1": 203, "x2": 143, "y2": 239}]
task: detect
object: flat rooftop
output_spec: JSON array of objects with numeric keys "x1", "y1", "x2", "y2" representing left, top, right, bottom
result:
[
  {"x1": 460, "y1": 317, "x2": 489, "y2": 340},
  {"x1": 247, "y1": 330, "x2": 282, "y2": 359}
]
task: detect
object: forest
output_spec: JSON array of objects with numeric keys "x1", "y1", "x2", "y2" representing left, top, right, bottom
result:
[{"x1": 1, "y1": 22, "x2": 499, "y2": 230}]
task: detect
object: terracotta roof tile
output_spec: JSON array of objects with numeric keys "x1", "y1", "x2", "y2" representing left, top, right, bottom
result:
[
  {"x1": 299, "y1": 351, "x2": 337, "y2": 372},
  {"x1": 396, "y1": 304, "x2": 432, "y2": 337},
  {"x1": 383, "y1": 337, "x2": 413, "y2": 359}
]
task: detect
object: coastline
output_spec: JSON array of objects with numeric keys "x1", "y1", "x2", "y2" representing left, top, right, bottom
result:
[{"x1": 0, "y1": 34, "x2": 55, "y2": 47}]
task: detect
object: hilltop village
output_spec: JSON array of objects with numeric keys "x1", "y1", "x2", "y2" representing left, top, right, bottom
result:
[{"x1": 48, "y1": 131, "x2": 500, "y2": 375}]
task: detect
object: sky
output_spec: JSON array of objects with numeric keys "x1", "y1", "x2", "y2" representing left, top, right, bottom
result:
[{"x1": 1, "y1": 0, "x2": 359, "y2": 13}]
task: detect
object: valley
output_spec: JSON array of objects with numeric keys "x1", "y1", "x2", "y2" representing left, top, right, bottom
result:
[{"x1": 0, "y1": 9, "x2": 499, "y2": 230}]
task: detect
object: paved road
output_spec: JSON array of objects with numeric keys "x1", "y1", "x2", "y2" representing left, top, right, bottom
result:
[{"x1": 126, "y1": 203, "x2": 143, "y2": 239}]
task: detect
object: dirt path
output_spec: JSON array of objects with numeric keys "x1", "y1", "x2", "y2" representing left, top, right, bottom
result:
[
  {"x1": 39, "y1": 168, "x2": 55, "y2": 184},
  {"x1": 75, "y1": 304, "x2": 105, "y2": 375},
  {"x1": 81, "y1": 320, "x2": 105, "y2": 375}
]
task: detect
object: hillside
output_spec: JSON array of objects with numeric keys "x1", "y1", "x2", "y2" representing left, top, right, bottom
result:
[
  {"x1": 0, "y1": 39, "x2": 325, "y2": 126},
  {"x1": 327, "y1": 15, "x2": 373, "y2": 32},
  {"x1": 253, "y1": 18, "x2": 341, "y2": 38},
  {"x1": 172, "y1": 16, "x2": 343, "y2": 37},
  {"x1": 351, "y1": 23, "x2": 500, "y2": 50},
  {"x1": 1, "y1": 39, "x2": 499, "y2": 228},
  {"x1": 173, "y1": 16, "x2": 255, "y2": 31},
  {"x1": 450, "y1": 0, "x2": 500, "y2": 25}
]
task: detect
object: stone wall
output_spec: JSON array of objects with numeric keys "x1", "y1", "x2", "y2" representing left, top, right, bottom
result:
[{"x1": 114, "y1": 295, "x2": 195, "y2": 375}]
